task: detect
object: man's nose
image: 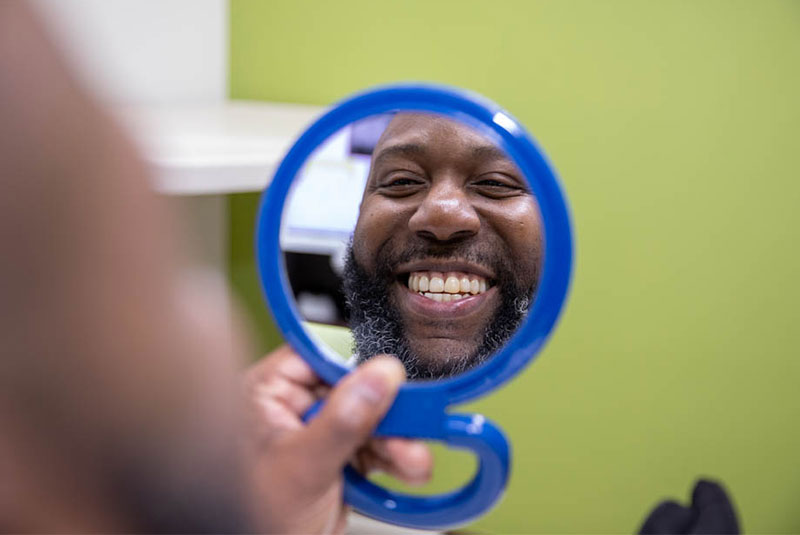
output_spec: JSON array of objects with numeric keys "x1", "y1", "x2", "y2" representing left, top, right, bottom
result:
[{"x1": 408, "y1": 181, "x2": 480, "y2": 242}]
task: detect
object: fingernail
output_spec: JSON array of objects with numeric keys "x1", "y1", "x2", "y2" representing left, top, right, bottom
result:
[
  {"x1": 338, "y1": 365, "x2": 393, "y2": 425},
  {"x1": 406, "y1": 443, "x2": 433, "y2": 478},
  {"x1": 351, "y1": 366, "x2": 391, "y2": 404}
]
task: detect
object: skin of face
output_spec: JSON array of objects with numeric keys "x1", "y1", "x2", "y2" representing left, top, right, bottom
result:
[{"x1": 351, "y1": 113, "x2": 543, "y2": 373}]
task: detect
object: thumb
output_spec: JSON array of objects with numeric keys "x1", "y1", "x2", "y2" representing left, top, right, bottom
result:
[{"x1": 293, "y1": 355, "x2": 406, "y2": 485}]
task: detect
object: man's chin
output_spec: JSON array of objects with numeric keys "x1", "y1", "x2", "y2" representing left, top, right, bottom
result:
[{"x1": 403, "y1": 339, "x2": 486, "y2": 380}]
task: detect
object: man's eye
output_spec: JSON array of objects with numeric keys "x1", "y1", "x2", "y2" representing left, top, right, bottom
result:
[
  {"x1": 473, "y1": 176, "x2": 523, "y2": 193},
  {"x1": 475, "y1": 179, "x2": 509, "y2": 188},
  {"x1": 376, "y1": 176, "x2": 425, "y2": 197},
  {"x1": 385, "y1": 178, "x2": 420, "y2": 187}
]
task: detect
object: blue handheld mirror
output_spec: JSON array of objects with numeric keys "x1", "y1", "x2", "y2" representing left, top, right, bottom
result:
[{"x1": 256, "y1": 84, "x2": 573, "y2": 530}]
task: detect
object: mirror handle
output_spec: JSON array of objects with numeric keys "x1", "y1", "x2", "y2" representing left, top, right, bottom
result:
[{"x1": 343, "y1": 412, "x2": 510, "y2": 530}]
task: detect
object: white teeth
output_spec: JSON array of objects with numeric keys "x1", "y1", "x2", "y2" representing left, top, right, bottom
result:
[
  {"x1": 444, "y1": 276, "x2": 460, "y2": 294},
  {"x1": 429, "y1": 276, "x2": 445, "y2": 293},
  {"x1": 420, "y1": 291, "x2": 470, "y2": 302},
  {"x1": 470, "y1": 279, "x2": 480, "y2": 295},
  {"x1": 460, "y1": 277, "x2": 471, "y2": 293},
  {"x1": 419, "y1": 275, "x2": 429, "y2": 292},
  {"x1": 408, "y1": 270, "x2": 490, "y2": 302}
]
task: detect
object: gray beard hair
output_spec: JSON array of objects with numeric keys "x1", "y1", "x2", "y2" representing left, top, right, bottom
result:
[{"x1": 342, "y1": 244, "x2": 533, "y2": 381}]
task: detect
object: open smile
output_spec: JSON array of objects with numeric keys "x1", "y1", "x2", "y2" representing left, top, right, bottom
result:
[
  {"x1": 407, "y1": 270, "x2": 490, "y2": 301},
  {"x1": 392, "y1": 260, "x2": 499, "y2": 319}
]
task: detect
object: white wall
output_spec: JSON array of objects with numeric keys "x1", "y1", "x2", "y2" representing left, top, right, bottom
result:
[
  {"x1": 30, "y1": 0, "x2": 231, "y2": 273},
  {"x1": 32, "y1": 0, "x2": 227, "y2": 105}
]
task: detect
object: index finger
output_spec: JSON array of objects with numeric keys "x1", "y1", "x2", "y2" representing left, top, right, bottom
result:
[{"x1": 246, "y1": 345, "x2": 323, "y2": 389}]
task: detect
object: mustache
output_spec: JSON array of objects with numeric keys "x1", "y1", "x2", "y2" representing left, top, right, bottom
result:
[{"x1": 374, "y1": 239, "x2": 505, "y2": 278}]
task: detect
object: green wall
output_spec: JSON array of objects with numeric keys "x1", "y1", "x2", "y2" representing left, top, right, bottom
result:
[{"x1": 228, "y1": 1, "x2": 800, "y2": 532}]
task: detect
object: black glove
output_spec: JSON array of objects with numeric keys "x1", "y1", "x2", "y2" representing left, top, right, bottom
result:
[{"x1": 638, "y1": 479, "x2": 740, "y2": 534}]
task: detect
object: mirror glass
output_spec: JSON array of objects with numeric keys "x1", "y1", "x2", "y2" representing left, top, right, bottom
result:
[{"x1": 280, "y1": 111, "x2": 543, "y2": 381}]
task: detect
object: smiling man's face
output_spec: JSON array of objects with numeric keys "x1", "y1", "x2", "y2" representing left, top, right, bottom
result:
[{"x1": 344, "y1": 113, "x2": 543, "y2": 379}]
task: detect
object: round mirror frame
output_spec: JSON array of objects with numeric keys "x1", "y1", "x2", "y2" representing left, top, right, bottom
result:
[{"x1": 257, "y1": 83, "x2": 573, "y2": 406}]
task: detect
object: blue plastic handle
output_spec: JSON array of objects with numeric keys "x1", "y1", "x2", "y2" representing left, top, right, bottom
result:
[
  {"x1": 303, "y1": 394, "x2": 510, "y2": 530},
  {"x1": 345, "y1": 413, "x2": 510, "y2": 530}
]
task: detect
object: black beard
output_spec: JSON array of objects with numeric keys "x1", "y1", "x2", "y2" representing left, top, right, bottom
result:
[{"x1": 342, "y1": 241, "x2": 537, "y2": 381}]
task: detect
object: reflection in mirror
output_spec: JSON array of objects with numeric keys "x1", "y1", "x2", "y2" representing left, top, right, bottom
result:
[{"x1": 281, "y1": 112, "x2": 542, "y2": 380}]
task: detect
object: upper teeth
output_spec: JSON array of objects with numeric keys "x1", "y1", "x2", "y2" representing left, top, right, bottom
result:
[{"x1": 407, "y1": 271, "x2": 488, "y2": 302}]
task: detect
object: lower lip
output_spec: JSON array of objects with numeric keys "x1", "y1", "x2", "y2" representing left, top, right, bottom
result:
[{"x1": 396, "y1": 282, "x2": 497, "y2": 319}]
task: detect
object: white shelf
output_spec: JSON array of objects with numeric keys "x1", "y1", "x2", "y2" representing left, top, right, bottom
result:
[{"x1": 115, "y1": 100, "x2": 325, "y2": 195}]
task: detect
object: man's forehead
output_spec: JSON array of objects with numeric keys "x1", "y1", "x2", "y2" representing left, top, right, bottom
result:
[
  {"x1": 373, "y1": 113, "x2": 510, "y2": 163},
  {"x1": 378, "y1": 113, "x2": 486, "y2": 146}
]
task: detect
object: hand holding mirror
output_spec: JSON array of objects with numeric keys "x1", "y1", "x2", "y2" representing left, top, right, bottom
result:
[{"x1": 257, "y1": 84, "x2": 573, "y2": 530}]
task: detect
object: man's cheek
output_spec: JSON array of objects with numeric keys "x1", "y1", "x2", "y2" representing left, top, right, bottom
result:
[
  {"x1": 351, "y1": 229, "x2": 375, "y2": 273},
  {"x1": 352, "y1": 213, "x2": 389, "y2": 272}
]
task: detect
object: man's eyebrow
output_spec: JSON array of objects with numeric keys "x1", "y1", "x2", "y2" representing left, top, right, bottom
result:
[
  {"x1": 371, "y1": 143, "x2": 427, "y2": 167},
  {"x1": 472, "y1": 144, "x2": 514, "y2": 163},
  {"x1": 370, "y1": 142, "x2": 514, "y2": 168}
]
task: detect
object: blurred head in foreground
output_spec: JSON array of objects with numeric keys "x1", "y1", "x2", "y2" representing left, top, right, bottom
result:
[{"x1": 0, "y1": 4, "x2": 250, "y2": 532}]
